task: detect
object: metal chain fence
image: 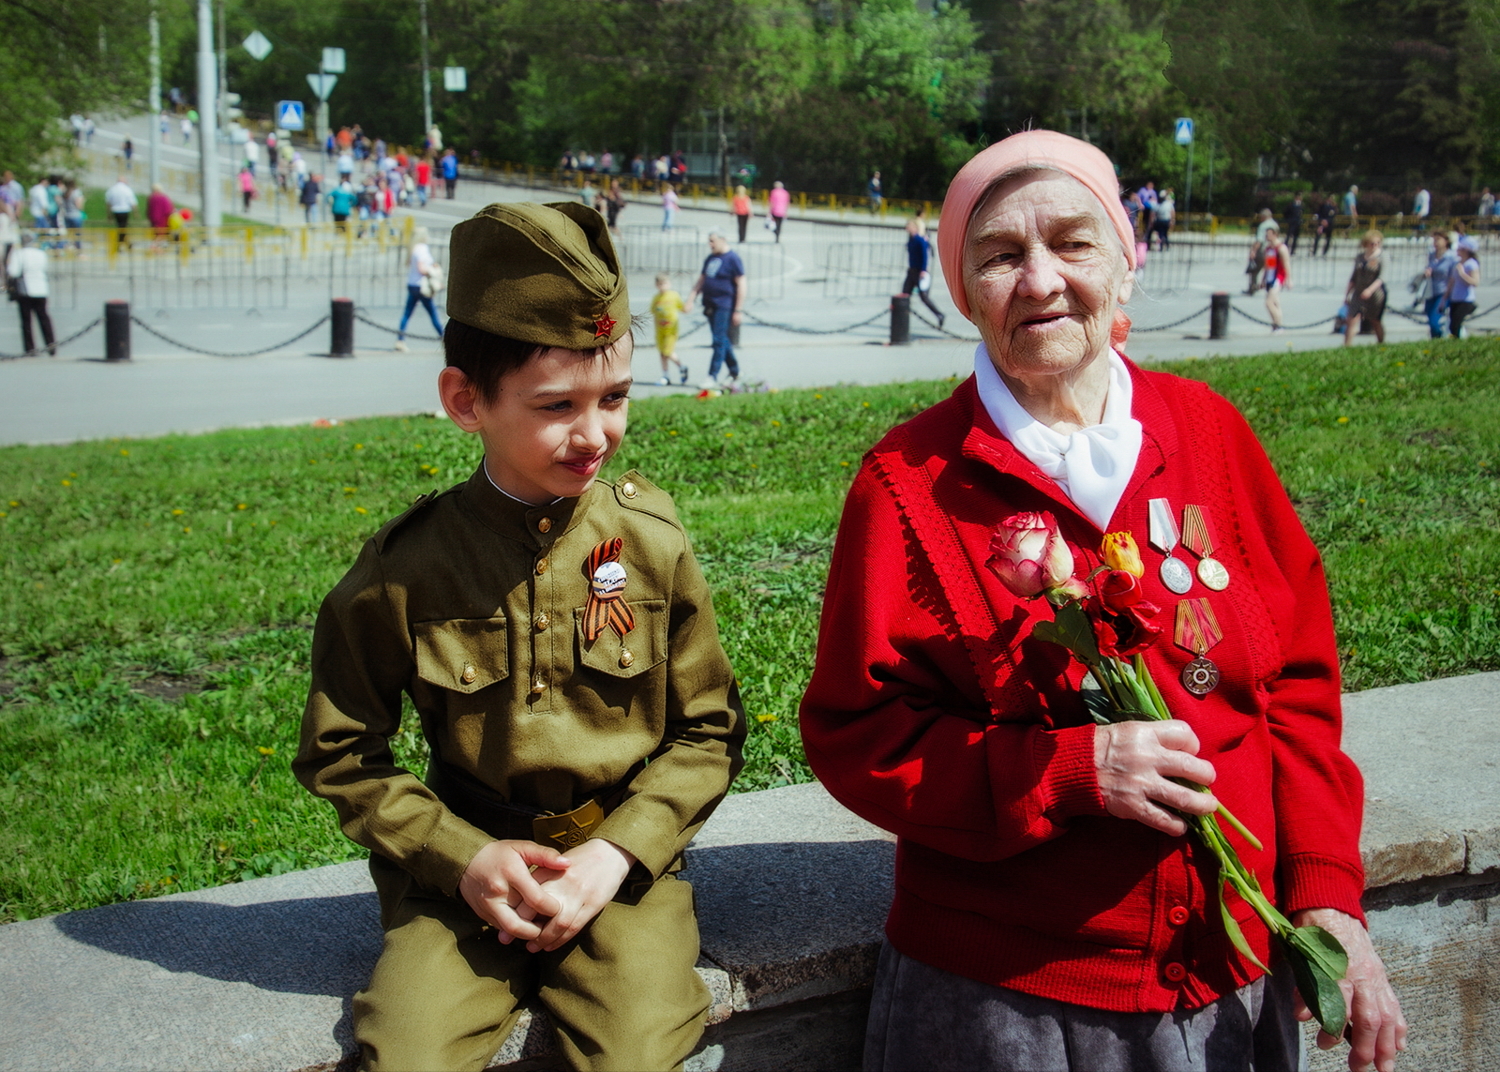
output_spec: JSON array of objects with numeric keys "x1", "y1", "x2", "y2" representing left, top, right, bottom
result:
[
  {"x1": 128, "y1": 314, "x2": 331, "y2": 357},
  {"x1": 0, "y1": 317, "x2": 103, "y2": 360}
]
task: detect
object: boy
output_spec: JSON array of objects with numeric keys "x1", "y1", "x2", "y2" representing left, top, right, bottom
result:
[
  {"x1": 295, "y1": 201, "x2": 746, "y2": 1072},
  {"x1": 650, "y1": 272, "x2": 688, "y2": 385}
]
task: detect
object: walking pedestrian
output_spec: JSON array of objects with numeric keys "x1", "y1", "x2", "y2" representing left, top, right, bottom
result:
[
  {"x1": 6, "y1": 233, "x2": 57, "y2": 356},
  {"x1": 1314, "y1": 195, "x2": 1337, "y2": 256},
  {"x1": 327, "y1": 179, "x2": 357, "y2": 233},
  {"x1": 441, "y1": 148, "x2": 458, "y2": 199},
  {"x1": 300, "y1": 173, "x2": 321, "y2": 224},
  {"x1": 27, "y1": 177, "x2": 54, "y2": 231},
  {"x1": 732, "y1": 184, "x2": 752, "y2": 243},
  {"x1": 651, "y1": 273, "x2": 688, "y2": 385},
  {"x1": 1343, "y1": 230, "x2": 1386, "y2": 346},
  {"x1": 0, "y1": 171, "x2": 22, "y2": 220},
  {"x1": 60, "y1": 181, "x2": 85, "y2": 246},
  {"x1": 1152, "y1": 188, "x2": 1174, "y2": 250},
  {"x1": 605, "y1": 179, "x2": 626, "y2": 237},
  {"x1": 1411, "y1": 187, "x2": 1430, "y2": 237},
  {"x1": 237, "y1": 166, "x2": 257, "y2": 213},
  {"x1": 180, "y1": 115, "x2": 194, "y2": 145},
  {"x1": 146, "y1": 184, "x2": 174, "y2": 239},
  {"x1": 1261, "y1": 225, "x2": 1290, "y2": 332},
  {"x1": 686, "y1": 232, "x2": 744, "y2": 388},
  {"x1": 768, "y1": 180, "x2": 790, "y2": 242},
  {"x1": 901, "y1": 215, "x2": 944, "y2": 328},
  {"x1": 394, "y1": 227, "x2": 444, "y2": 351},
  {"x1": 661, "y1": 182, "x2": 678, "y2": 231},
  {"x1": 1341, "y1": 184, "x2": 1359, "y2": 227},
  {"x1": 105, "y1": 175, "x2": 138, "y2": 246},
  {"x1": 1446, "y1": 244, "x2": 1479, "y2": 338},
  {"x1": 1421, "y1": 232, "x2": 1457, "y2": 338},
  {"x1": 415, "y1": 156, "x2": 431, "y2": 206},
  {"x1": 867, "y1": 170, "x2": 883, "y2": 214},
  {"x1": 1286, "y1": 193, "x2": 1304, "y2": 253},
  {"x1": 122, "y1": 138, "x2": 134, "y2": 171}
]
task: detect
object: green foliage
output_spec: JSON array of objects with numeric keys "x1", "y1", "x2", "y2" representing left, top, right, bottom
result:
[{"x1": 3, "y1": 341, "x2": 1499, "y2": 921}]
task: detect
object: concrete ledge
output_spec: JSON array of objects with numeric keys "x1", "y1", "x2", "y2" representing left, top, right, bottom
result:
[{"x1": 1, "y1": 672, "x2": 1496, "y2": 1071}]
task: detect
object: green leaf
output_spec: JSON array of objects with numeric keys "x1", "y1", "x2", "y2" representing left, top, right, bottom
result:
[
  {"x1": 1288, "y1": 925, "x2": 1349, "y2": 982},
  {"x1": 1217, "y1": 875, "x2": 1270, "y2": 972},
  {"x1": 1032, "y1": 601, "x2": 1100, "y2": 664},
  {"x1": 1279, "y1": 934, "x2": 1349, "y2": 1039}
]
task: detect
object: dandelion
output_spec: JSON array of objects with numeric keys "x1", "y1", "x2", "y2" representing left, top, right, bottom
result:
[
  {"x1": 1358, "y1": 498, "x2": 1367, "y2": 504},
  {"x1": 236, "y1": 503, "x2": 247, "y2": 510},
  {"x1": 120, "y1": 449, "x2": 129, "y2": 456},
  {"x1": 256, "y1": 746, "x2": 275, "y2": 756},
  {"x1": 182, "y1": 527, "x2": 192, "y2": 533},
  {"x1": 724, "y1": 432, "x2": 734, "y2": 438},
  {"x1": 862, "y1": 401, "x2": 870, "y2": 408},
  {"x1": 61, "y1": 479, "x2": 72, "y2": 487},
  {"x1": 1337, "y1": 416, "x2": 1350, "y2": 424},
  {"x1": 112, "y1": 558, "x2": 122, "y2": 564},
  {"x1": 355, "y1": 506, "x2": 368, "y2": 515},
  {"x1": 172, "y1": 509, "x2": 185, "y2": 516},
  {"x1": 343, "y1": 486, "x2": 356, "y2": 494},
  {"x1": 8, "y1": 500, "x2": 17, "y2": 506},
  {"x1": 69, "y1": 472, "x2": 76, "y2": 477},
  {"x1": 756, "y1": 714, "x2": 779, "y2": 723},
  {"x1": 0, "y1": 512, "x2": 7, "y2": 519},
  {"x1": 814, "y1": 393, "x2": 823, "y2": 400},
  {"x1": 771, "y1": 420, "x2": 781, "y2": 427},
  {"x1": 355, "y1": 443, "x2": 364, "y2": 450},
  {"x1": 840, "y1": 460, "x2": 850, "y2": 467},
  {"x1": 668, "y1": 430, "x2": 679, "y2": 436}
]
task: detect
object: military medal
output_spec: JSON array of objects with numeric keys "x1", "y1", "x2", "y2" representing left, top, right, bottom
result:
[
  {"x1": 1174, "y1": 597, "x2": 1224, "y2": 695},
  {"x1": 582, "y1": 538, "x2": 636, "y2": 643},
  {"x1": 1182, "y1": 504, "x2": 1230, "y2": 592},
  {"x1": 1148, "y1": 498, "x2": 1194, "y2": 595}
]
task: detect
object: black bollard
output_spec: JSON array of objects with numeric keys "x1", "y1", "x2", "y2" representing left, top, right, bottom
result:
[
  {"x1": 104, "y1": 300, "x2": 131, "y2": 362},
  {"x1": 890, "y1": 293, "x2": 911, "y2": 345},
  {"x1": 1209, "y1": 291, "x2": 1230, "y2": 339},
  {"x1": 331, "y1": 298, "x2": 354, "y2": 357}
]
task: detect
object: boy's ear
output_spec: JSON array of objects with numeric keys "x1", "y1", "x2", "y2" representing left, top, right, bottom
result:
[{"x1": 438, "y1": 366, "x2": 485, "y2": 432}]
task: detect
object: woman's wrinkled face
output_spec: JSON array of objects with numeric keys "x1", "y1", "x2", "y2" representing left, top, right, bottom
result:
[{"x1": 963, "y1": 172, "x2": 1132, "y2": 383}]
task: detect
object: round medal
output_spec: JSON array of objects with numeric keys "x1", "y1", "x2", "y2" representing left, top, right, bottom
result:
[
  {"x1": 1159, "y1": 555, "x2": 1194, "y2": 595},
  {"x1": 590, "y1": 560, "x2": 627, "y2": 599},
  {"x1": 1197, "y1": 557, "x2": 1230, "y2": 591},
  {"x1": 1181, "y1": 656, "x2": 1221, "y2": 696}
]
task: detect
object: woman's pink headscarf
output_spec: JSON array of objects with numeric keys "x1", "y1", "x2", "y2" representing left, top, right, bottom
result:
[{"x1": 936, "y1": 130, "x2": 1135, "y2": 348}]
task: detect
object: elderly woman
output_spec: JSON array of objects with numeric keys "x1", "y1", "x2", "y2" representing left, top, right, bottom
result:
[
  {"x1": 800, "y1": 131, "x2": 1406, "y2": 1072},
  {"x1": 1343, "y1": 230, "x2": 1386, "y2": 346}
]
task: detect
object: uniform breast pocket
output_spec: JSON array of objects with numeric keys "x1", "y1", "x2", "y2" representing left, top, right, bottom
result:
[
  {"x1": 574, "y1": 598, "x2": 667, "y2": 680},
  {"x1": 413, "y1": 616, "x2": 509, "y2": 693}
]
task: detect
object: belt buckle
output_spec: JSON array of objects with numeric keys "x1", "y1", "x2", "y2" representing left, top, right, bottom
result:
[{"x1": 531, "y1": 798, "x2": 604, "y2": 850}]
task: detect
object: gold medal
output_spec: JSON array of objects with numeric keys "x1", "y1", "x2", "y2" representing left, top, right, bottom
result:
[
  {"x1": 1148, "y1": 498, "x2": 1193, "y2": 594},
  {"x1": 1174, "y1": 597, "x2": 1225, "y2": 696},
  {"x1": 1182, "y1": 505, "x2": 1230, "y2": 591}
]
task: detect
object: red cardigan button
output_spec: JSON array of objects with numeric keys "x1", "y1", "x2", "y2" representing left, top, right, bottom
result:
[
  {"x1": 1164, "y1": 962, "x2": 1187, "y2": 982},
  {"x1": 1168, "y1": 906, "x2": 1190, "y2": 926}
]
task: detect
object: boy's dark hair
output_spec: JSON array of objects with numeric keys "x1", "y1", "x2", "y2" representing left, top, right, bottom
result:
[
  {"x1": 443, "y1": 316, "x2": 644, "y2": 404},
  {"x1": 442, "y1": 319, "x2": 545, "y2": 404}
]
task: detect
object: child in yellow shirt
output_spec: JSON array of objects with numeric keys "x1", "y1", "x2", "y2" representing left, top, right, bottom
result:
[{"x1": 650, "y1": 273, "x2": 687, "y2": 385}]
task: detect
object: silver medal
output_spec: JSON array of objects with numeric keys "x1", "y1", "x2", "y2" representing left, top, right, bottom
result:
[
  {"x1": 1149, "y1": 499, "x2": 1194, "y2": 594},
  {"x1": 1160, "y1": 556, "x2": 1194, "y2": 594}
]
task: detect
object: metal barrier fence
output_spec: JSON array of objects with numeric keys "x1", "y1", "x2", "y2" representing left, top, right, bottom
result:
[{"x1": 615, "y1": 227, "x2": 786, "y2": 299}]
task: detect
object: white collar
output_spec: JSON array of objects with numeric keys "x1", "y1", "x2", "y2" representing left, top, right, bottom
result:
[{"x1": 973, "y1": 345, "x2": 1143, "y2": 532}]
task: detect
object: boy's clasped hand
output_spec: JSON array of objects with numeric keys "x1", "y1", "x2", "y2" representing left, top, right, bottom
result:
[{"x1": 458, "y1": 837, "x2": 638, "y2": 953}]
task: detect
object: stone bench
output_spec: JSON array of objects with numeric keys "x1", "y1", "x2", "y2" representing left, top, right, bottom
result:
[{"x1": 1, "y1": 672, "x2": 1497, "y2": 1071}]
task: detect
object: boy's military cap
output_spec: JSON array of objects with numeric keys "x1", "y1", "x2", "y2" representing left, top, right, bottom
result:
[{"x1": 446, "y1": 201, "x2": 630, "y2": 350}]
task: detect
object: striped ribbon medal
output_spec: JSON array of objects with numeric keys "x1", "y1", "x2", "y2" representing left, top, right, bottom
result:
[
  {"x1": 1181, "y1": 504, "x2": 1231, "y2": 591},
  {"x1": 1174, "y1": 596, "x2": 1224, "y2": 696},
  {"x1": 582, "y1": 538, "x2": 636, "y2": 643}
]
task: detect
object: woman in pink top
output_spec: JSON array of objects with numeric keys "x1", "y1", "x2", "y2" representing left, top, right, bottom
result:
[
  {"x1": 768, "y1": 181, "x2": 791, "y2": 243},
  {"x1": 146, "y1": 185, "x2": 174, "y2": 236}
]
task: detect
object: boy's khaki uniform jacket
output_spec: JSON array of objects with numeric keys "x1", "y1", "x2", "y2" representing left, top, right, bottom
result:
[{"x1": 295, "y1": 465, "x2": 746, "y2": 896}]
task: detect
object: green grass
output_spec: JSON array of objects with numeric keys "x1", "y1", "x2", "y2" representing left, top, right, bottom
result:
[
  {"x1": 2, "y1": 339, "x2": 1498, "y2": 922},
  {"x1": 80, "y1": 187, "x2": 281, "y2": 233}
]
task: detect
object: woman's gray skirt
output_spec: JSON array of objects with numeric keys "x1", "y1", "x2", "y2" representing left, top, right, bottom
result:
[{"x1": 864, "y1": 941, "x2": 1306, "y2": 1072}]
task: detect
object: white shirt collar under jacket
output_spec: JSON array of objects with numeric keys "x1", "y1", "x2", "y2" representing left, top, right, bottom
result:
[{"x1": 973, "y1": 344, "x2": 1143, "y2": 532}]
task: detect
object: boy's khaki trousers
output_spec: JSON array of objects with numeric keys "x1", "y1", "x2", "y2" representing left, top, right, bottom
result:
[{"x1": 355, "y1": 854, "x2": 709, "y2": 1072}]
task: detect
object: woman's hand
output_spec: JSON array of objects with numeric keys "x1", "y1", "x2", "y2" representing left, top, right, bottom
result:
[
  {"x1": 1291, "y1": 908, "x2": 1407, "y2": 1072},
  {"x1": 1094, "y1": 720, "x2": 1218, "y2": 836}
]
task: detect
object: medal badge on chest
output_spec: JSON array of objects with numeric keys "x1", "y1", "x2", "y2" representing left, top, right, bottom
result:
[
  {"x1": 1174, "y1": 597, "x2": 1225, "y2": 695},
  {"x1": 582, "y1": 537, "x2": 636, "y2": 646},
  {"x1": 1181, "y1": 504, "x2": 1231, "y2": 591},
  {"x1": 1148, "y1": 497, "x2": 1194, "y2": 595}
]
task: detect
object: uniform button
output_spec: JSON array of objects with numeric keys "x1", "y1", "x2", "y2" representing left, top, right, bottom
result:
[
  {"x1": 621, "y1": 481, "x2": 637, "y2": 499},
  {"x1": 460, "y1": 664, "x2": 476, "y2": 684},
  {"x1": 619, "y1": 649, "x2": 634, "y2": 668},
  {"x1": 536, "y1": 517, "x2": 553, "y2": 533},
  {"x1": 1168, "y1": 906, "x2": 1190, "y2": 926},
  {"x1": 1164, "y1": 962, "x2": 1187, "y2": 983},
  {"x1": 530, "y1": 676, "x2": 547, "y2": 695},
  {"x1": 533, "y1": 612, "x2": 550, "y2": 631},
  {"x1": 536, "y1": 557, "x2": 549, "y2": 575}
]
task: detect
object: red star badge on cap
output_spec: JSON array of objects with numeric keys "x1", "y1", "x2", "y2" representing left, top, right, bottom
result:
[{"x1": 593, "y1": 315, "x2": 617, "y2": 339}]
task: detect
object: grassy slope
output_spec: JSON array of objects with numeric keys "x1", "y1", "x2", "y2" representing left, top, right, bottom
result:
[{"x1": 1, "y1": 339, "x2": 1496, "y2": 920}]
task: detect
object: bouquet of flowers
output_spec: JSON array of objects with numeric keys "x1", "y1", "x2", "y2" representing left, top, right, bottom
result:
[{"x1": 988, "y1": 511, "x2": 1350, "y2": 1038}]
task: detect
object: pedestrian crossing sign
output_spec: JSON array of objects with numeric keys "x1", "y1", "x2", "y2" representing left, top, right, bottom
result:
[
  {"x1": 1174, "y1": 117, "x2": 1194, "y2": 146},
  {"x1": 277, "y1": 100, "x2": 305, "y2": 131}
]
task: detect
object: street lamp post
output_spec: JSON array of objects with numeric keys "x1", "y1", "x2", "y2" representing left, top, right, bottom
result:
[
  {"x1": 196, "y1": 0, "x2": 222, "y2": 227},
  {"x1": 420, "y1": 0, "x2": 433, "y2": 140},
  {"x1": 149, "y1": 1, "x2": 162, "y2": 191}
]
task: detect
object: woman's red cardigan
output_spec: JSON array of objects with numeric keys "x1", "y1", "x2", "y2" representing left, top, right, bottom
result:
[{"x1": 800, "y1": 366, "x2": 1367, "y2": 1013}]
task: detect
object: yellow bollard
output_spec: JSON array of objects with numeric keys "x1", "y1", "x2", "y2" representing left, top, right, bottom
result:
[
  {"x1": 107, "y1": 227, "x2": 118, "y2": 267},
  {"x1": 245, "y1": 228, "x2": 254, "y2": 262},
  {"x1": 300, "y1": 226, "x2": 308, "y2": 259}
]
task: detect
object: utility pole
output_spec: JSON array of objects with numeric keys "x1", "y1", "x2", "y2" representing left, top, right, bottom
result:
[
  {"x1": 197, "y1": 0, "x2": 222, "y2": 227},
  {"x1": 420, "y1": 0, "x2": 433, "y2": 139},
  {"x1": 149, "y1": 1, "x2": 161, "y2": 191}
]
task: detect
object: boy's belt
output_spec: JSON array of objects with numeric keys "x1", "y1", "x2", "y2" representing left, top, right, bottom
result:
[{"x1": 426, "y1": 762, "x2": 608, "y2": 848}]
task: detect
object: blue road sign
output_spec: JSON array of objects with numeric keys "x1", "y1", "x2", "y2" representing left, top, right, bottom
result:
[
  {"x1": 1174, "y1": 117, "x2": 1194, "y2": 146},
  {"x1": 277, "y1": 100, "x2": 305, "y2": 131}
]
